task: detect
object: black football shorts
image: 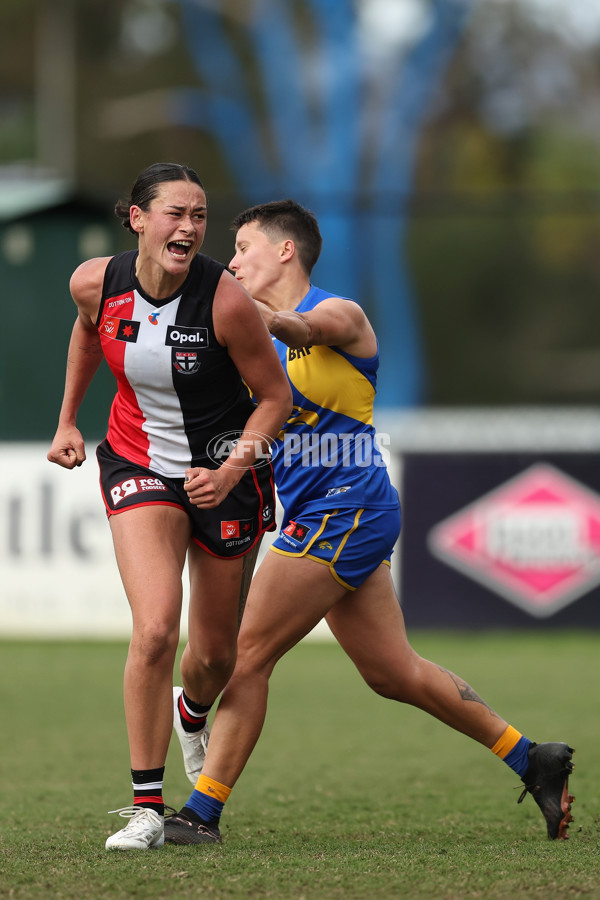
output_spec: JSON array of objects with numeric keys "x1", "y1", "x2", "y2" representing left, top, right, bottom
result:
[{"x1": 96, "y1": 438, "x2": 276, "y2": 559}]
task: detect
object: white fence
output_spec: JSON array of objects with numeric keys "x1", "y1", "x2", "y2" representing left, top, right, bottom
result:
[{"x1": 2, "y1": 408, "x2": 599, "y2": 637}]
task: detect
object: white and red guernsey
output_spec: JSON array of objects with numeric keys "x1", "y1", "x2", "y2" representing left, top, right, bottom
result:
[{"x1": 96, "y1": 250, "x2": 255, "y2": 479}]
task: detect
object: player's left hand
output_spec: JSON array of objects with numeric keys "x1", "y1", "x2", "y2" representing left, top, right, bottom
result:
[{"x1": 184, "y1": 467, "x2": 229, "y2": 508}]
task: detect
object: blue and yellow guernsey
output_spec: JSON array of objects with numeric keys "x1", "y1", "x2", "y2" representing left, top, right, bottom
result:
[{"x1": 270, "y1": 286, "x2": 399, "y2": 517}]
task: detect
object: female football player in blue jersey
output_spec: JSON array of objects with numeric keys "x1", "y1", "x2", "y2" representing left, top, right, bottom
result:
[
  {"x1": 47, "y1": 165, "x2": 292, "y2": 850},
  {"x1": 166, "y1": 199, "x2": 575, "y2": 846}
]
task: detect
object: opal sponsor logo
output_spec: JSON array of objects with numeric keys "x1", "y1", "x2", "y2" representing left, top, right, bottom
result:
[{"x1": 166, "y1": 326, "x2": 208, "y2": 347}]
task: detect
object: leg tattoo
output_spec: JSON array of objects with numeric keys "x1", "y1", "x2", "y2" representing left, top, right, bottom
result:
[{"x1": 439, "y1": 666, "x2": 501, "y2": 719}]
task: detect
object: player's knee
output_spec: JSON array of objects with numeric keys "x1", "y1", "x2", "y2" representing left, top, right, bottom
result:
[
  {"x1": 362, "y1": 660, "x2": 422, "y2": 702},
  {"x1": 234, "y1": 634, "x2": 279, "y2": 681},
  {"x1": 207, "y1": 649, "x2": 237, "y2": 680},
  {"x1": 131, "y1": 622, "x2": 178, "y2": 668},
  {"x1": 364, "y1": 674, "x2": 400, "y2": 699},
  {"x1": 191, "y1": 643, "x2": 237, "y2": 681}
]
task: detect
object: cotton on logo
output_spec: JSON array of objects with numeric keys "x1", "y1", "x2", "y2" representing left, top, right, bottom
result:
[{"x1": 428, "y1": 464, "x2": 600, "y2": 618}]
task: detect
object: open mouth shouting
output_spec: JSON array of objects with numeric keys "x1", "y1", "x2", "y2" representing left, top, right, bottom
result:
[{"x1": 168, "y1": 240, "x2": 193, "y2": 260}]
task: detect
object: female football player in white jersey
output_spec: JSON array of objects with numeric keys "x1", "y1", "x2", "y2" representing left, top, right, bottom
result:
[{"x1": 47, "y1": 164, "x2": 292, "y2": 850}]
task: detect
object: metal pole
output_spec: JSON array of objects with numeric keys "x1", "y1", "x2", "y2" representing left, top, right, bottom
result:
[{"x1": 35, "y1": 0, "x2": 76, "y2": 176}]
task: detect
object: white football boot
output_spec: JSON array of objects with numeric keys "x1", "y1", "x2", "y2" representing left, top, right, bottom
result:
[{"x1": 105, "y1": 806, "x2": 164, "y2": 850}]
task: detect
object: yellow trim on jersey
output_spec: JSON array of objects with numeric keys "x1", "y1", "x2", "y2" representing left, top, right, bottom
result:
[
  {"x1": 490, "y1": 725, "x2": 523, "y2": 759},
  {"x1": 270, "y1": 544, "x2": 306, "y2": 559},
  {"x1": 303, "y1": 553, "x2": 391, "y2": 589},
  {"x1": 286, "y1": 345, "x2": 375, "y2": 426}
]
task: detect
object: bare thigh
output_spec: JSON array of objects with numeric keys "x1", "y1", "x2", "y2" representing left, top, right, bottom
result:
[
  {"x1": 109, "y1": 504, "x2": 191, "y2": 631},
  {"x1": 236, "y1": 549, "x2": 349, "y2": 673},
  {"x1": 180, "y1": 543, "x2": 263, "y2": 703},
  {"x1": 186, "y1": 542, "x2": 246, "y2": 660},
  {"x1": 325, "y1": 564, "x2": 419, "y2": 693}
]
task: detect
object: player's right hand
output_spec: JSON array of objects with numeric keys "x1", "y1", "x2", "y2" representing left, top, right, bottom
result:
[{"x1": 47, "y1": 427, "x2": 86, "y2": 469}]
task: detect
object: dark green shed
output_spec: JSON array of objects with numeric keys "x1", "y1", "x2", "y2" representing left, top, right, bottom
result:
[{"x1": 0, "y1": 175, "x2": 124, "y2": 441}]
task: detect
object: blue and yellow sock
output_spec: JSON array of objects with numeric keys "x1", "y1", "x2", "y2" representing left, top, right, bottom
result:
[
  {"x1": 491, "y1": 725, "x2": 532, "y2": 778},
  {"x1": 184, "y1": 774, "x2": 231, "y2": 825}
]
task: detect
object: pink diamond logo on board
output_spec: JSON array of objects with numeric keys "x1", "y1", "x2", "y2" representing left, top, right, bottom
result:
[{"x1": 427, "y1": 464, "x2": 600, "y2": 617}]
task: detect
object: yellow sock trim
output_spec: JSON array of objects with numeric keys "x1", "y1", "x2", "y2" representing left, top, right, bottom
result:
[
  {"x1": 194, "y1": 774, "x2": 232, "y2": 804},
  {"x1": 490, "y1": 725, "x2": 523, "y2": 759}
]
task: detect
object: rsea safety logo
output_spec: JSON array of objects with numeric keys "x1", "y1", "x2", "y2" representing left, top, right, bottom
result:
[{"x1": 427, "y1": 464, "x2": 600, "y2": 618}]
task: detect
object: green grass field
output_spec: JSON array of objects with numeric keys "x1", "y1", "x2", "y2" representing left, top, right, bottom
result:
[{"x1": 0, "y1": 631, "x2": 597, "y2": 899}]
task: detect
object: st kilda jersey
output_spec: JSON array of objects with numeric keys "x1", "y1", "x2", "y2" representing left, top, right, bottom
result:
[{"x1": 97, "y1": 250, "x2": 255, "y2": 478}]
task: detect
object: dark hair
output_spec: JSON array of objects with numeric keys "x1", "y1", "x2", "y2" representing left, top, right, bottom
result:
[
  {"x1": 114, "y1": 162, "x2": 205, "y2": 234},
  {"x1": 232, "y1": 199, "x2": 322, "y2": 275}
]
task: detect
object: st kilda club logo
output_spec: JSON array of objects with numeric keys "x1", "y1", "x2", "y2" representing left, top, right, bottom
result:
[
  {"x1": 173, "y1": 350, "x2": 200, "y2": 375},
  {"x1": 167, "y1": 325, "x2": 208, "y2": 376}
]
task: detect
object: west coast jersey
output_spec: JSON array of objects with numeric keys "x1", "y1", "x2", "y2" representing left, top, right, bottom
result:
[
  {"x1": 271, "y1": 286, "x2": 399, "y2": 517},
  {"x1": 97, "y1": 250, "x2": 255, "y2": 478}
]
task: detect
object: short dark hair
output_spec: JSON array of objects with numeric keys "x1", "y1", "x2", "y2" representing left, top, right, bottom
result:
[
  {"x1": 232, "y1": 199, "x2": 322, "y2": 276},
  {"x1": 114, "y1": 162, "x2": 205, "y2": 234}
]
